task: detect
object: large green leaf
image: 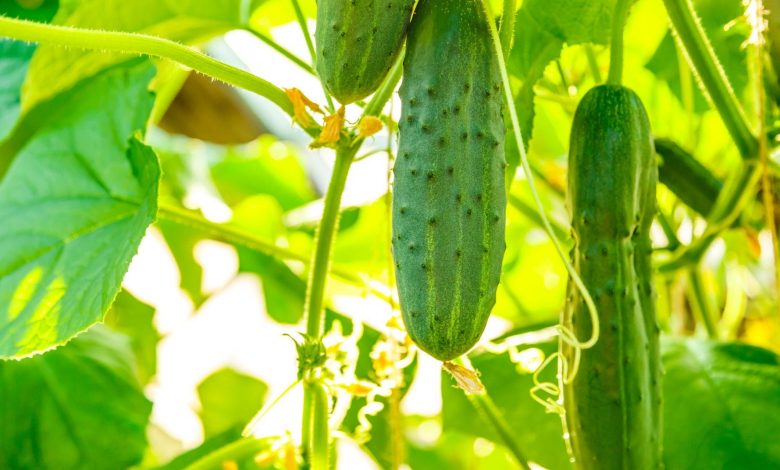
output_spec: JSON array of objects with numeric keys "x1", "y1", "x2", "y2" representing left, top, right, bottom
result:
[
  {"x1": 0, "y1": 63, "x2": 159, "y2": 359},
  {"x1": 23, "y1": 0, "x2": 268, "y2": 112},
  {"x1": 663, "y1": 338, "x2": 780, "y2": 469},
  {"x1": 197, "y1": 368, "x2": 268, "y2": 438},
  {"x1": 0, "y1": 326, "x2": 152, "y2": 469}
]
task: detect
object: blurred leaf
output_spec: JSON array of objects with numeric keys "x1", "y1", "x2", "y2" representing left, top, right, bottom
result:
[
  {"x1": 197, "y1": 368, "x2": 268, "y2": 438},
  {"x1": 0, "y1": 63, "x2": 158, "y2": 359},
  {"x1": 646, "y1": 0, "x2": 747, "y2": 113},
  {"x1": 23, "y1": 0, "x2": 269, "y2": 112},
  {"x1": 158, "y1": 433, "x2": 275, "y2": 470},
  {"x1": 157, "y1": 219, "x2": 206, "y2": 306},
  {"x1": 211, "y1": 138, "x2": 316, "y2": 212},
  {"x1": 663, "y1": 338, "x2": 780, "y2": 469},
  {"x1": 442, "y1": 339, "x2": 570, "y2": 470},
  {"x1": 0, "y1": 326, "x2": 151, "y2": 469},
  {"x1": 104, "y1": 290, "x2": 161, "y2": 384}
]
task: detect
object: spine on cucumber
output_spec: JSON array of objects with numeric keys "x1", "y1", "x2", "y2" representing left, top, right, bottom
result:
[
  {"x1": 563, "y1": 85, "x2": 662, "y2": 469},
  {"x1": 315, "y1": 0, "x2": 415, "y2": 104},
  {"x1": 392, "y1": 0, "x2": 506, "y2": 361}
]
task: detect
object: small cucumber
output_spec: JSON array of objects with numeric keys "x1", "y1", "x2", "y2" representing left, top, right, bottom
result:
[
  {"x1": 563, "y1": 85, "x2": 662, "y2": 469},
  {"x1": 392, "y1": 0, "x2": 506, "y2": 361},
  {"x1": 315, "y1": 0, "x2": 415, "y2": 104}
]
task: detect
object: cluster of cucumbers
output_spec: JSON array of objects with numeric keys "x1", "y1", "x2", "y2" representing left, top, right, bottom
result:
[{"x1": 316, "y1": 1, "x2": 662, "y2": 468}]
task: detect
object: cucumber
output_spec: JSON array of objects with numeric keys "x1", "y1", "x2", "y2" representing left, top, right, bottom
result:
[
  {"x1": 563, "y1": 85, "x2": 662, "y2": 469},
  {"x1": 315, "y1": 0, "x2": 415, "y2": 104},
  {"x1": 392, "y1": 0, "x2": 506, "y2": 362}
]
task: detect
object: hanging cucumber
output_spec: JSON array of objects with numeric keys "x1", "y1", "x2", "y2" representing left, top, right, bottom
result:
[
  {"x1": 392, "y1": 0, "x2": 506, "y2": 361},
  {"x1": 563, "y1": 84, "x2": 662, "y2": 469},
  {"x1": 315, "y1": 0, "x2": 415, "y2": 104}
]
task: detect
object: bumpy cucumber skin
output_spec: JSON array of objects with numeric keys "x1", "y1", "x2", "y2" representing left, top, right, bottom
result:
[
  {"x1": 392, "y1": 0, "x2": 506, "y2": 362},
  {"x1": 563, "y1": 85, "x2": 662, "y2": 469},
  {"x1": 315, "y1": 0, "x2": 414, "y2": 104}
]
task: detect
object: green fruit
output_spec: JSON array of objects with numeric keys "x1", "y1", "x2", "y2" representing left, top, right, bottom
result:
[
  {"x1": 655, "y1": 138, "x2": 722, "y2": 217},
  {"x1": 563, "y1": 85, "x2": 662, "y2": 469},
  {"x1": 392, "y1": 0, "x2": 506, "y2": 362},
  {"x1": 315, "y1": 0, "x2": 414, "y2": 104}
]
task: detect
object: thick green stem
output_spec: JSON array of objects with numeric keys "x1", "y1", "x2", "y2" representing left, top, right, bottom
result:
[
  {"x1": 468, "y1": 393, "x2": 532, "y2": 470},
  {"x1": 185, "y1": 437, "x2": 270, "y2": 470},
  {"x1": 304, "y1": 148, "x2": 356, "y2": 338},
  {"x1": 662, "y1": 0, "x2": 758, "y2": 159},
  {"x1": 608, "y1": 0, "x2": 632, "y2": 85},
  {"x1": 308, "y1": 382, "x2": 330, "y2": 470},
  {"x1": 0, "y1": 16, "x2": 294, "y2": 118}
]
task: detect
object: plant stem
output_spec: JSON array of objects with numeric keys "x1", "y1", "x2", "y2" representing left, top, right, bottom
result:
[
  {"x1": 468, "y1": 393, "x2": 532, "y2": 470},
  {"x1": 300, "y1": 147, "x2": 355, "y2": 469},
  {"x1": 247, "y1": 28, "x2": 316, "y2": 75},
  {"x1": 304, "y1": 147, "x2": 356, "y2": 338},
  {"x1": 184, "y1": 437, "x2": 270, "y2": 470},
  {"x1": 662, "y1": 0, "x2": 758, "y2": 160},
  {"x1": 0, "y1": 16, "x2": 294, "y2": 119},
  {"x1": 499, "y1": 0, "x2": 517, "y2": 61},
  {"x1": 608, "y1": 0, "x2": 632, "y2": 85},
  {"x1": 307, "y1": 382, "x2": 330, "y2": 470}
]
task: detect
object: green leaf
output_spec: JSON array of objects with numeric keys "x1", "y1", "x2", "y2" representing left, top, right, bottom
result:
[
  {"x1": 104, "y1": 290, "x2": 161, "y2": 384},
  {"x1": 523, "y1": 0, "x2": 619, "y2": 46},
  {"x1": 197, "y1": 368, "x2": 268, "y2": 439},
  {"x1": 23, "y1": 0, "x2": 269, "y2": 112},
  {"x1": 0, "y1": 63, "x2": 159, "y2": 359},
  {"x1": 663, "y1": 338, "x2": 780, "y2": 469},
  {"x1": 0, "y1": 326, "x2": 151, "y2": 469}
]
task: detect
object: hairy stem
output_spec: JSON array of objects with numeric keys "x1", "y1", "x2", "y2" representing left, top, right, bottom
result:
[
  {"x1": 0, "y1": 17, "x2": 294, "y2": 119},
  {"x1": 662, "y1": 0, "x2": 758, "y2": 159}
]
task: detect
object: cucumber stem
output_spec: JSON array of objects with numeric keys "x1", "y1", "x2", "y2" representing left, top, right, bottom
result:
[
  {"x1": 688, "y1": 268, "x2": 720, "y2": 339},
  {"x1": 246, "y1": 28, "x2": 316, "y2": 76},
  {"x1": 584, "y1": 44, "x2": 603, "y2": 84},
  {"x1": 608, "y1": 0, "x2": 632, "y2": 85},
  {"x1": 469, "y1": 392, "x2": 532, "y2": 470}
]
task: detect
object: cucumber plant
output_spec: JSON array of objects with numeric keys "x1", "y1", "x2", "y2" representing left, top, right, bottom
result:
[{"x1": 392, "y1": 0, "x2": 506, "y2": 361}]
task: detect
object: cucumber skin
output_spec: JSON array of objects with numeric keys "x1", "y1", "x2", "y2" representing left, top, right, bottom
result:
[
  {"x1": 392, "y1": 0, "x2": 506, "y2": 362},
  {"x1": 564, "y1": 85, "x2": 662, "y2": 469},
  {"x1": 315, "y1": 0, "x2": 414, "y2": 104}
]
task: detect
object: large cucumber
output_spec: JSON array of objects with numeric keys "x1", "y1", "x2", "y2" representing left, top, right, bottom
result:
[
  {"x1": 563, "y1": 85, "x2": 662, "y2": 469},
  {"x1": 392, "y1": 0, "x2": 506, "y2": 361},
  {"x1": 315, "y1": 0, "x2": 415, "y2": 104}
]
